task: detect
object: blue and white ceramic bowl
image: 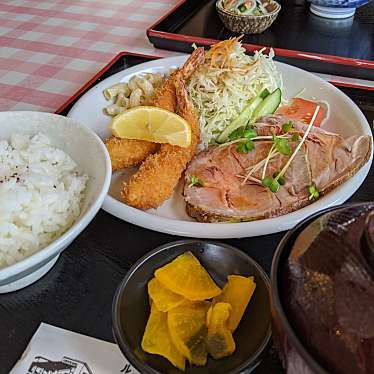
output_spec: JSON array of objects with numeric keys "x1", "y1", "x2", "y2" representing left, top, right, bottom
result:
[{"x1": 308, "y1": 0, "x2": 368, "y2": 18}]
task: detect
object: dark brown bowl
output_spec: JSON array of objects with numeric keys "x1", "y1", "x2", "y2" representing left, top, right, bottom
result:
[
  {"x1": 112, "y1": 240, "x2": 271, "y2": 374},
  {"x1": 270, "y1": 202, "x2": 374, "y2": 374}
]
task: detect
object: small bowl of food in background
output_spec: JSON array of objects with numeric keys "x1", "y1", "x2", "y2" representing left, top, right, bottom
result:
[
  {"x1": 112, "y1": 239, "x2": 271, "y2": 373},
  {"x1": 216, "y1": 0, "x2": 281, "y2": 34},
  {"x1": 0, "y1": 111, "x2": 111, "y2": 293}
]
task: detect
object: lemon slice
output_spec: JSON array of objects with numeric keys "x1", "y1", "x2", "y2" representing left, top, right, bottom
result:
[{"x1": 109, "y1": 106, "x2": 191, "y2": 148}]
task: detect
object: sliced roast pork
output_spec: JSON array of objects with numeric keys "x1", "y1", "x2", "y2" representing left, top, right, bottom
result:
[{"x1": 184, "y1": 115, "x2": 372, "y2": 222}]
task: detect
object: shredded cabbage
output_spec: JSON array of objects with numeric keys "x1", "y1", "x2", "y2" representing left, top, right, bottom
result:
[{"x1": 187, "y1": 39, "x2": 283, "y2": 148}]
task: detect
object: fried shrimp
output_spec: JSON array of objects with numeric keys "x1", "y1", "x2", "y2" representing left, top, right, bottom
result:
[
  {"x1": 152, "y1": 47, "x2": 205, "y2": 112},
  {"x1": 121, "y1": 48, "x2": 204, "y2": 209},
  {"x1": 105, "y1": 137, "x2": 158, "y2": 171}
]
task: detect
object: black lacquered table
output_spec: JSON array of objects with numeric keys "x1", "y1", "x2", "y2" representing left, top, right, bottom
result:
[
  {"x1": 147, "y1": 0, "x2": 374, "y2": 83},
  {"x1": 1, "y1": 54, "x2": 373, "y2": 374}
]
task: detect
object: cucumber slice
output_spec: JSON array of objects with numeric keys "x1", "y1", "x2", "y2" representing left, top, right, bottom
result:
[
  {"x1": 259, "y1": 88, "x2": 270, "y2": 99},
  {"x1": 252, "y1": 88, "x2": 281, "y2": 122},
  {"x1": 238, "y1": 0, "x2": 256, "y2": 14},
  {"x1": 217, "y1": 96, "x2": 263, "y2": 143}
]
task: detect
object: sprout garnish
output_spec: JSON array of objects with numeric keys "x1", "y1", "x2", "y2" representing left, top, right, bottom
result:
[
  {"x1": 262, "y1": 176, "x2": 280, "y2": 193},
  {"x1": 273, "y1": 134, "x2": 292, "y2": 156},
  {"x1": 229, "y1": 126, "x2": 257, "y2": 141},
  {"x1": 189, "y1": 175, "x2": 204, "y2": 188},
  {"x1": 282, "y1": 121, "x2": 294, "y2": 133},
  {"x1": 271, "y1": 106, "x2": 320, "y2": 185},
  {"x1": 291, "y1": 133, "x2": 301, "y2": 141},
  {"x1": 236, "y1": 140, "x2": 254, "y2": 153},
  {"x1": 241, "y1": 106, "x2": 320, "y2": 193},
  {"x1": 233, "y1": 126, "x2": 258, "y2": 153},
  {"x1": 308, "y1": 184, "x2": 320, "y2": 200},
  {"x1": 273, "y1": 171, "x2": 286, "y2": 185}
]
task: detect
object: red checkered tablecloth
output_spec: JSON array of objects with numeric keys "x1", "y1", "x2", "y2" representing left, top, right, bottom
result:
[{"x1": 0, "y1": 0, "x2": 179, "y2": 112}]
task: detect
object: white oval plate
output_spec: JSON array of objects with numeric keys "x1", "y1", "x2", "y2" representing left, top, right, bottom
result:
[{"x1": 68, "y1": 55, "x2": 372, "y2": 238}]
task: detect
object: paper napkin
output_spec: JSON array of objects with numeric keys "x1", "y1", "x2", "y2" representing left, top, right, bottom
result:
[{"x1": 10, "y1": 323, "x2": 140, "y2": 374}]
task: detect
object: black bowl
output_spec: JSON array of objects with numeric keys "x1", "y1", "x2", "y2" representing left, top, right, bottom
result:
[
  {"x1": 112, "y1": 239, "x2": 271, "y2": 374},
  {"x1": 270, "y1": 202, "x2": 374, "y2": 374},
  {"x1": 271, "y1": 207, "x2": 332, "y2": 374}
]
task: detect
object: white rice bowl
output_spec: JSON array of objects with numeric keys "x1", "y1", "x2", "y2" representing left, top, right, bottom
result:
[
  {"x1": 0, "y1": 111, "x2": 111, "y2": 293},
  {"x1": 0, "y1": 133, "x2": 88, "y2": 268}
]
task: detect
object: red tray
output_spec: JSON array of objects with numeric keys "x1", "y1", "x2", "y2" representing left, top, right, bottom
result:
[
  {"x1": 55, "y1": 52, "x2": 160, "y2": 116},
  {"x1": 147, "y1": 0, "x2": 374, "y2": 90}
]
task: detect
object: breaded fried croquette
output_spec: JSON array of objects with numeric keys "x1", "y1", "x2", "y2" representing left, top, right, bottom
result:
[
  {"x1": 105, "y1": 137, "x2": 158, "y2": 171},
  {"x1": 121, "y1": 73, "x2": 202, "y2": 209}
]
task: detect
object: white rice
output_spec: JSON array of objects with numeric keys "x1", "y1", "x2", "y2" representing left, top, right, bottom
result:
[{"x1": 0, "y1": 133, "x2": 88, "y2": 269}]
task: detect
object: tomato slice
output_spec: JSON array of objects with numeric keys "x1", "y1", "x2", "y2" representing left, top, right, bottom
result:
[{"x1": 276, "y1": 98, "x2": 327, "y2": 127}]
